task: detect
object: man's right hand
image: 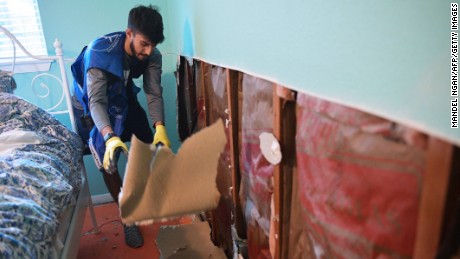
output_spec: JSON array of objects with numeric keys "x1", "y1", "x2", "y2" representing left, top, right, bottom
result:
[
  {"x1": 153, "y1": 125, "x2": 171, "y2": 148},
  {"x1": 103, "y1": 136, "x2": 129, "y2": 173}
]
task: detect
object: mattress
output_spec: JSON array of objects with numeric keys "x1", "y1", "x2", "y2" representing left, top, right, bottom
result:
[{"x1": 0, "y1": 93, "x2": 84, "y2": 258}]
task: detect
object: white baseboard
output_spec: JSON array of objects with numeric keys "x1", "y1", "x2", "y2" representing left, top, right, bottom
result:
[{"x1": 91, "y1": 193, "x2": 113, "y2": 205}]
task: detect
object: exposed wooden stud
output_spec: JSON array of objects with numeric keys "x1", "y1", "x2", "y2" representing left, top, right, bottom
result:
[
  {"x1": 272, "y1": 84, "x2": 296, "y2": 259},
  {"x1": 437, "y1": 147, "x2": 460, "y2": 258},
  {"x1": 272, "y1": 83, "x2": 282, "y2": 259},
  {"x1": 414, "y1": 137, "x2": 454, "y2": 259},
  {"x1": 200, "y1": 61, "x2": 210, "y2": 126},
  {"x1": 280, "y1": 92, "x2": 295, "y2": 259},
  {"x1": 226, "y1": 68, "x2": 246, "y2": 238}
]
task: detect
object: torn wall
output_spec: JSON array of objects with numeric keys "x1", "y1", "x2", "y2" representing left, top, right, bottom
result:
[
  {"x1": 203, "y1": 64, "x2": 234, "y2": 257},
  {"x1": 176, "y1": 59, "x2": 235, "y2": 257},
  {"x1": 240, "y1": 74, "x2": 274, "y2": 259},
  {"x1": 175, "y1": 56, "x2": 433, "y2": 259}
]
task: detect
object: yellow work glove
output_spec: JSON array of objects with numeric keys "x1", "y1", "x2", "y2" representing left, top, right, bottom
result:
[
  {"x1": 153, "y1": 125, "x2": 171, "y2": 148},
  {"x1": 103, "y1": 136, "x2": 129, "y2": 173}
]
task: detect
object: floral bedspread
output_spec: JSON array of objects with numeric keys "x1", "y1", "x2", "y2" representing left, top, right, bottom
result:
[{"x1": 0, "y1": 93, "x2": 83, "y2": 258}]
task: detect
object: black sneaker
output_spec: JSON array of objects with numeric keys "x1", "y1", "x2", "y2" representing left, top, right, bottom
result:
[{"x1": 123, "y1": 225, "x2": 144, "y2": 248}]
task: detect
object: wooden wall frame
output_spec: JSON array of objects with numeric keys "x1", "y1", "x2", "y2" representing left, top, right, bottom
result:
[
  {"x1": 273, "y1": 85, "x2": 296, "y2": 259},
  {"x1": 226, "y1": 68, "x2": 246, "y2": 238},
  {"x1": 414, "y1": 137, "x2": 454, "y2": 258},
  {"x1": 183, "y1": 57, "x2": 460, "y2": 259}
]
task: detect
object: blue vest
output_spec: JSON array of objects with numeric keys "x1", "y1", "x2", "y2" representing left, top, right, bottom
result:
[{"x1": 71, "y1": 32, "x2": 147, "y2": 169}]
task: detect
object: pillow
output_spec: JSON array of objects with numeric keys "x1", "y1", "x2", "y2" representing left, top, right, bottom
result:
[{"x1": 0, "y1": 70, "x2": 16, "y2": 94}]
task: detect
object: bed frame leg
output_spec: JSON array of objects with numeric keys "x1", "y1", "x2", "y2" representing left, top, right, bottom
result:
[
  {"x1": 81, "y1": 165, "x2": 101, "y2": 234},
  {"x1": 87, "y1": 194, "x2": 100, "y2": 234}
]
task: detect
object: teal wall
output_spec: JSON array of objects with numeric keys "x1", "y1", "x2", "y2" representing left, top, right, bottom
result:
[
  {"x1": 20, "y1": 1, "x2": 458, "y2": 195},
  {"x1": 35, "y1": 0, "x2": 178, "y2": 196},
  {"x1": 166, "y1": 0, "x2": 459, "y2": 146}
]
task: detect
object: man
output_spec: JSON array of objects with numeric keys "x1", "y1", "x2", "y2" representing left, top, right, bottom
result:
[{"x1": 71, "y1": 5, "x2": 170, "y2": 248}]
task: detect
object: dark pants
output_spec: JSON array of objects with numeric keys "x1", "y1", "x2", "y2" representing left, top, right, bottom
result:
[
  {"x1": 73, "y1": 100, "x2": 153, "y2": 204},
  {"x1": 106, "y1": 102, "x2": 152, "y2": 204},
  {"x1": 120, "y1": 102, "x2": 153, "y2": 144}
]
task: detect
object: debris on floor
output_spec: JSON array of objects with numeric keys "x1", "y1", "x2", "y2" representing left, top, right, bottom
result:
[{"x1": 156, "y1": 221, "x2": 226, "y2": 259}]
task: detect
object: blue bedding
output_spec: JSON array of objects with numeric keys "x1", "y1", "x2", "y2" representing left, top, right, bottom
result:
[{"x1": 0, "y1": 93, "x2": 83, "y2": 258}]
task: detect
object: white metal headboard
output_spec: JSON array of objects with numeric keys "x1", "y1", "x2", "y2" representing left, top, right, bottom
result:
[{"x1": 0, "y1": 25, "x2": 77, "y2": 133}]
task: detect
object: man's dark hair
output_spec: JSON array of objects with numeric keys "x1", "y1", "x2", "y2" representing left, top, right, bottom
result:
[{"x1": 128, "y1": 5, "x2": 165, "y2": 44}]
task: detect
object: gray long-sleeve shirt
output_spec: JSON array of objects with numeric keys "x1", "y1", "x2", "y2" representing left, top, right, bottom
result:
[{"x1": 86, "y1": 48, "x2": 164, "y2": 132}]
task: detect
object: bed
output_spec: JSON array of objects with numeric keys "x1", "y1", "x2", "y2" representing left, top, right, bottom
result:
[{"x1": 0, "y1": 26, "x2": 98, "y2": 258}]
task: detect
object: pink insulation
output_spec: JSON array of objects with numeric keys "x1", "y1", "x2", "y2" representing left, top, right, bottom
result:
[{"x1": 295, "y1": 92, "x2": 426, "y2": 258}]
